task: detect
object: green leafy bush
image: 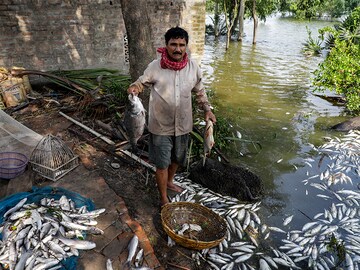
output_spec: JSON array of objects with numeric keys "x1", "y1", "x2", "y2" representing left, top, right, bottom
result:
[{"x1": 312, "y1": 7, "x2": 360, "y2": 113}]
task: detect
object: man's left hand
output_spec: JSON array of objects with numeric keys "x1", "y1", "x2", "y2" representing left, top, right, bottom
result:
[{"x1": 205, "y1": 111, "x2": 216, "y2": 123}]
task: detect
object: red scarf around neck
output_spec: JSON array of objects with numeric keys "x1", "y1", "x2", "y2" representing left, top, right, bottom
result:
[{"x1": 157, "y1": 47, "x2": 188, "y2": 71}]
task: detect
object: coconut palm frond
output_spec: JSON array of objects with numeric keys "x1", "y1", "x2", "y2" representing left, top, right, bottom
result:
[
  {"x1": 324, "y1": 33, "x2": 336, "y2": 49},
  {"x1": 302, "y1": 26, "x2": 324, "y2": 56}
]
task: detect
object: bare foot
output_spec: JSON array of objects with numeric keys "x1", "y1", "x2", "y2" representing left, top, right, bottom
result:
[{"x1": 167, "y1": 183, "x2": 184, "y2": 193}]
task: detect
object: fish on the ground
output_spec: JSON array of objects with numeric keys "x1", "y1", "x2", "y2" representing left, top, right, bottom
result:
[
  {"x1": 203, "y1": 119, "x2": 215, "y2": 165},
  {"x1": 125, "y1": 235, "x2": 139, "y2": 267},
  {"x1": 106, "y1": 258, "x2": 114, "y2": 270},
  {"x1": 124, "y1": 94, "x2": 146, "y2": 152},
  {"x1": 134, "y1": 248, "x2": 144, "y2": 267}
]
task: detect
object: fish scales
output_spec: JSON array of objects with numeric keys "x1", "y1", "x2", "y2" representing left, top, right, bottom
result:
[
  {"x1": 4, "y1": 198, "x2": 28, "y2": 218},
  {"x1": 259, "y1": 258, "x2": 272, "y2": 270},
  {"x1": 283, "y1": 215, "x2": 293, "y2": 226},
  {"x1": 235, "y1": 253, "x2": 253, "y2": 263},
  {"x1": 124, "y1": 94, "x2": 146, "y2": 151},
  {"x1": 126, "y1": 235, "x2": 139, "y2": 266}
]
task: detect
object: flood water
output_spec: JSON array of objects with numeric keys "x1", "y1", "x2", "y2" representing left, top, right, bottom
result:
[{"x1": 200, "y1": 16, "x2": 350, "y2": 237}]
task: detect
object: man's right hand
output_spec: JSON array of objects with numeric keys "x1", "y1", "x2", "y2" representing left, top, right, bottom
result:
[{"x1": 127, "y1": 85, "x2": 140, "y2": 95}]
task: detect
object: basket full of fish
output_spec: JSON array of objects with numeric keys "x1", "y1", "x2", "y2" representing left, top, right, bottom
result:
[
  {"x1": 161, "y1": 202, "x2": 227, "y2": 250},
  {"x1": 0, "y1": 186, "x2": 104, "y2": 270}
]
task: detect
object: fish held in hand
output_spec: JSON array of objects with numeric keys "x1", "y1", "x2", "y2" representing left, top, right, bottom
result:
[
  {"x1": 124, "y1": 94, "x2": 146, "y2": 152},
  {"x1": 203, "y1": 120, "x2": 215, "y2": 165}
]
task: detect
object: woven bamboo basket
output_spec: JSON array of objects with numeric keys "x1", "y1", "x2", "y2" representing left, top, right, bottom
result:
[{"x1": 161, "y1": 202, "x2": 227, "y2": 250}]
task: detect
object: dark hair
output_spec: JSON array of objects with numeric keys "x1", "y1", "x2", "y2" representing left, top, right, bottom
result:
[{"x1": 164, "y1": 26, "x2": 189, "y2": 45}]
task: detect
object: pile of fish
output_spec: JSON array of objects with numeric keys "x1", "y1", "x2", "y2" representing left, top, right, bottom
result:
[
  {"x1": 0, "y1": 195, "x2": 104, "y2": 270},
  {"x1": 168, "y1": 130, "x2": 360, "y2": 270}
]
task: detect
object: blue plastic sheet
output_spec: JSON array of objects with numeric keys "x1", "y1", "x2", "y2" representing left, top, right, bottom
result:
[{"x1": 0, "y1": 186, "x2": 96, "y2": 270}]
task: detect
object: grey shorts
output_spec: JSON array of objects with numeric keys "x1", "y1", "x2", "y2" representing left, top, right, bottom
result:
[{"x1": 149, "y1": 133, "x2": 189, "y2": 169}]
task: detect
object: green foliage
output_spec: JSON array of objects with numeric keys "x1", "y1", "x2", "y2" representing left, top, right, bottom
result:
[
  {"x1": 302, "y1": 26, "x2": 324, "y2": 56},
  {"x1": 245, "y1": 0, "x2": 280, "y2": 21},
  {"x1": 342, "y1": 6, "x2": 360, "y2": 39},
  {"x1": 312, "y1": 34, "x2": 360, "y2": 113},
  {"x1": 213, "y1": 114, "x2": 235, "y2": 151},
  {"x1": 318, "y1": 0, "x2": 345, "y2": 18},
  {"x1": 189, "y1": 96, "x2": 242, "y2": 163},
  {"x1": 326, "y1": 234, "x2": 346, "y2": 266},
  {"x1": 345, "y1": 0, "x2": 360, "y2": 13},
  {"x1": 279, "y1": 0, "x2": 360, "y2": 19},
  {"x1": 311, "y1": 7, "x2": 360, "y2": 113},
  {"x1": 190, "y1": 114, "x2": 235, "y2": 161},
  {"x1": 206, "y1": 0, "x2": 223, "y2": 12},
  {"x1": 290, "y1": 0, "x2": 322, "y2": 19}
]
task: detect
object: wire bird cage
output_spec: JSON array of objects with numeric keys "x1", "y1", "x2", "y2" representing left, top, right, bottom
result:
[{"x1": 29, "y1": 134, "x2": 79, "y2": 181}]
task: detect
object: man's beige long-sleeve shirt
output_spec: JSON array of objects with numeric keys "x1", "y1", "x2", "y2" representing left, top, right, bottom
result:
[{"x1": 131, "y1": 58, "x2": 211, "y2": 136}]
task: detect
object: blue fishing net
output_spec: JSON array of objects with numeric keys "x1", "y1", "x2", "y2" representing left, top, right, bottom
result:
[{"x1": 0, "y1": 186, "x2": 96, "y2": 270}]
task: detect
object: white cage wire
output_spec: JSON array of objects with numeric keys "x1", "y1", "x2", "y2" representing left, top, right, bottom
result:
[{"x1": 29, "y1": 134, "x2": 79, "y2": 181}]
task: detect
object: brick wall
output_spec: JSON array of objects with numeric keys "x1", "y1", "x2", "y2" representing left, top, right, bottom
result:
[
  {"x1": 180, "y1": 0, "x2": 206, "y2": 64},
  {"x1": 0, "y1": 0, "x2": 206, "y2": 72}
]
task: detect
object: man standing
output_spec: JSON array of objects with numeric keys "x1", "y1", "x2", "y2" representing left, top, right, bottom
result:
[{"x1": 127, "y1": 26, "x2": 216, "y2": 206}]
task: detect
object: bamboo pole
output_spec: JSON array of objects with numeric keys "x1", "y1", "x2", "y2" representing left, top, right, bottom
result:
[
  {"x1": 116, "y1": 150, "x2": 155, "y2": 172},
  {"x1": 59, "y1": 111, "x2": 115, "y2": 145},
  {"x1": 60, "y1": 111, "x2": 155, "y2": 171}
]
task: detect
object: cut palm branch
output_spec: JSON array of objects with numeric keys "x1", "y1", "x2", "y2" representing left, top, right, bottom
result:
[
  {"x1": 11, "y1": 69, "x2": 88, "y2": 95},
  {"x1": 11, "y1": 68, "x2": 131, "y2": 101}
]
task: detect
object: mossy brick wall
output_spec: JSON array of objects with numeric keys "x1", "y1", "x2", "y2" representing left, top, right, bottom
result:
[{"x1": 0, "y1": 0, "x2": 206, "y2": 72}]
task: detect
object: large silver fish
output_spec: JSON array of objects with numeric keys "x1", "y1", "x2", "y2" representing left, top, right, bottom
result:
[{"x1": 124, "y1": 94, "x2": 146, "y2": 152}]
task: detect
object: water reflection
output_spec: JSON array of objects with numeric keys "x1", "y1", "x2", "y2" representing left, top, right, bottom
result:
[{"x1": 201, "y1": 16, "x2": 347, "y2": 228}]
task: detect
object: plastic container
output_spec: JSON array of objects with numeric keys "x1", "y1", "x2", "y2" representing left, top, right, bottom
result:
[{"x1": 0, "y1": 152, "x2": 28, "y2": 179}]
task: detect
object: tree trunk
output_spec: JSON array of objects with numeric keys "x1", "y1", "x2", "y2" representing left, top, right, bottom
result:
[
  {"x1": 120, "y1": 0, "x2": 155, "y2": 81},
  {"x1": 120, "y1": 0, "x2": 155, "y2": 109},
  {"x1": 224, "y1": 0, "x2": 230, "y2": 50},
  {"x1": 231, "y1": 4, "x2": 240, "y2": 36},
  {"x1": 252, "y1": 0, "x2": 258, "y2": 45},
  {"x1": 224, "y1": 0, "x2": 239, "y2": 50},
  {"x1": 214, "y1": 1, "x2": 220, "y2": 37},
  {"x1": 237, "y1": 0, "x2": 246, "y2": 41}
]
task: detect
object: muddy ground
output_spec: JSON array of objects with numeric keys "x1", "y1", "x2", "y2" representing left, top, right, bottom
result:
[{"x1": 4, "y1": 84, "x2": 214, "y2": 270}]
